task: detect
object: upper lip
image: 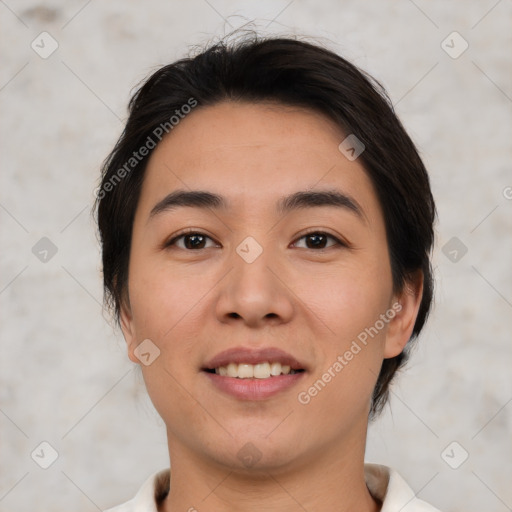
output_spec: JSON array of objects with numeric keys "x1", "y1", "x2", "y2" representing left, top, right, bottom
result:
[{"x1": 203, "y1": 347, "x2": 307, "y2": 371}]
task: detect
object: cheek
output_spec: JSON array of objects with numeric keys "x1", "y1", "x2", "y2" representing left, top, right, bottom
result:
[
  {"x1": 128, "y1": 253, "x2": 203, "y2": 336},
  {"x1": 297, "y1": 256, "x2": 392, "y2": 340},
  {"x1": 128, "y1": 260, "x2": 211, "y2": 424},
  {"x1": 296, "y1": 281, "x2": 389, "y2": 421},
  {"x1": 294, "y1": 257, "x2": 392, "y2": 402},
  {"x1": 126, "y1": 254, "x2": 215, "y2": 388}
]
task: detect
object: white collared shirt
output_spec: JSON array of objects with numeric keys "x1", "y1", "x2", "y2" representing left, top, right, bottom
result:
[{"x1": 104, "y1": 463, "x2": 442, "y2": 512}]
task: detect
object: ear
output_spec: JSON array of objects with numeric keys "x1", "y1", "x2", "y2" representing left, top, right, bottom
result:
[
  {"x1": 383, "y1": 271, "x2": 424, "y2": 359},
  {"x1": 119, "y1": 299, "x2": 140, "y2": 364}
]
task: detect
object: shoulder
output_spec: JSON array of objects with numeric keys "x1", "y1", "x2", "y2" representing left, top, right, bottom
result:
[
  {"x1": 364, "y1": 463, "x2": 442, "y2": 512},
  {"x1": 103, "y1": 468, "x2": 170, "y2": 512}
]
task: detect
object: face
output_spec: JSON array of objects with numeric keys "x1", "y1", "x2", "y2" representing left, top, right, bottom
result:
[{"x1": 120, "y1": 102, "x2": 422, "y2": 473}]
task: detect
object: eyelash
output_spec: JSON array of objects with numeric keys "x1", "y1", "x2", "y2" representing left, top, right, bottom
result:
[{"x1": 165, "y1": 228, "x2": 347, "y2": 251}]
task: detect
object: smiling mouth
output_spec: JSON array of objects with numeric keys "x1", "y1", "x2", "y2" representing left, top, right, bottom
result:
[{"x1": 203, "y1": 362, "x2": 305, "y2": 379}]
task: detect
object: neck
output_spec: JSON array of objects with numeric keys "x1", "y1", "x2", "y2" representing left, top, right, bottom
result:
[{"x1": 161, "y1": 428, "x2": 381, "y2": 512}]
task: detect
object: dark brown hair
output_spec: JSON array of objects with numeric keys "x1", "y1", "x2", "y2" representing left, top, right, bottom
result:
[{"x1": 95, "y1": 33, "x2": 436, "y2": 419}]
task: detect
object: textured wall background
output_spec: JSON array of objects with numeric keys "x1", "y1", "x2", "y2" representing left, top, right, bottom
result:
[{"x1": 1, "y1": 1, "x2": 511, "y2": 511}]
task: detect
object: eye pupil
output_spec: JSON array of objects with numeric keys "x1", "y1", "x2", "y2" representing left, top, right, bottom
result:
[
  {"x1": 307, "y1": 234, "x2": 326, "y2": 248},
  {"x1": 185, "y1": 234, "x2": 205, "y2": 249}
]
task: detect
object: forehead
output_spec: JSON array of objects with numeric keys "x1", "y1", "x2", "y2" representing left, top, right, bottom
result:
[
  {"x1": 151, "y1": 101, "x2": 344, "y2": 169},
  {"x1": 138, "y1": 101, "x2": 381, "y2": 223}
]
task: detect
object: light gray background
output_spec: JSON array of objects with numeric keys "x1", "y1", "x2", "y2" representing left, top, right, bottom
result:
[{"x1": 1, "y1": 1, "x2": 511, "y2": 511}]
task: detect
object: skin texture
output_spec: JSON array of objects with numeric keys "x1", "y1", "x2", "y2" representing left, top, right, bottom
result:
[{"x1": 120, "y1": 102, "x2": 423, "y2": 512}]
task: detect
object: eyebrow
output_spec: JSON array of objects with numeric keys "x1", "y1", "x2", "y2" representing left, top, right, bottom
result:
[{"x1": 149, "y1": 188, "x2": 365, "y2": 222}]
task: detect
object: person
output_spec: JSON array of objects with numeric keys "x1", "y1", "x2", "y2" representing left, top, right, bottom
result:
[{"x1": 96, "y1": 32, "x2": 440, "y2": 512}]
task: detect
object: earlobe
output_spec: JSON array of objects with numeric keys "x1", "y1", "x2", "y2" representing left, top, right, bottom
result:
[
  {"x1": 119, "y1": 300, "x2": 140, "y2": 364},
  {"x1": 383, "y1": 272, "x2": 424, "y2": 359}
]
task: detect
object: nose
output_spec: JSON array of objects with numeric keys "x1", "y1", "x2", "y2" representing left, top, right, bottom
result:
[{"x1": 215, "y1": 244, "x2": 295, "y2": 328}]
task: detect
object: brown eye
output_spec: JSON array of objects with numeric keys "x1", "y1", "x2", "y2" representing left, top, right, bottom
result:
[
  {"x1": 166, "y1": 232, "x2": 217, "y2": 250},
  {"x1": 293, "y1": 231, "x2": 344, "y2": 250}
]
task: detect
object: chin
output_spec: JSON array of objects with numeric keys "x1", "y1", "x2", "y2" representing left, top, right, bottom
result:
[{"x1": 211, "y1": 430, "x2": 304, "y2": 472}]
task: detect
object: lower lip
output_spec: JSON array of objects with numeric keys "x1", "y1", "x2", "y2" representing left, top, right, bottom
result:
[{"x1": 203, "y1": 371, "x2": 305, "y2": 400}]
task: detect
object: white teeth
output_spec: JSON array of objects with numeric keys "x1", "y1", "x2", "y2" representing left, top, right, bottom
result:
[
  {"x1": 238, "y1": 364, "x2": 254, "y2": 379},
  {"x1": 227, "y1": 363, "x2": 238, "y2": 378},
  {"x1": 270, "y1": 362, "x2": 282, "y2": 376},
  {"x1": 213, "y1": 362, "x2": 299, "y2": 379},
  {"x1": 254, "y1": 362, "x2": 270, "y2": 379}
]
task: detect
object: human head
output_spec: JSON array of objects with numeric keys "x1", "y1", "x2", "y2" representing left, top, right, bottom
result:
[{"x1": 95, "y1": 34, "x2": 436, "y2": 421}]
